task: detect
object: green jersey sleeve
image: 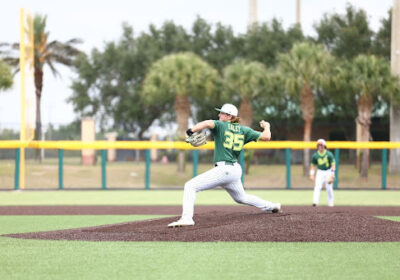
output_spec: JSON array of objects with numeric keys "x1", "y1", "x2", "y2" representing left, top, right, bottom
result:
[
  {"x1": 210, "y1": 120, "x2": 221, "y2": 132},
  {"x1": 242, "y1": 126, "x2": 262, "y2": 144}
]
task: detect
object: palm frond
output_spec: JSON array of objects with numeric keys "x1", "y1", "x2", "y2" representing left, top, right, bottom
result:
[{"x1": 45, "y1": 59, "x2": 61, "y2": 77}]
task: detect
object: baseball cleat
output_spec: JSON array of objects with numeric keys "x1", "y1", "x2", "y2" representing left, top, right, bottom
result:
[
  {"x1": 328, "y1": 202, "x2": 334, "y2": 207},
  {"x1": 168, "y1": 218, "x2": 195, "y2": 228},
  {"x1": 271, "y1": 203, "x2": 281, "y2": 213},
  {"x1": 264, "y1": 203, "x2": 282, "y2": 213},
  {"x1": 312, "y1": 203, "x2": 317, "y2": 207}
]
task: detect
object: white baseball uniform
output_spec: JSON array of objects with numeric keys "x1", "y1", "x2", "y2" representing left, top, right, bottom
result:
[
  {"x1": 311, "y1": 150, "x2": 335, "y2": 206},
  {"x1": 180, "y1": 120, "x2": 277, "y2": 221}
]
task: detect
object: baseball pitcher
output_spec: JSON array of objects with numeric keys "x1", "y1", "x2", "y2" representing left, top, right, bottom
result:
[
  {"x1": 168, "y1": 103, "x2": 281, "y2": 228},
  {"x1": 309, "y1": 139, "x2": 336, "y2": 207}
]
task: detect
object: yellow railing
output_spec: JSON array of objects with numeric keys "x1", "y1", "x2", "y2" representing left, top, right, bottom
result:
[
  {"x1": 1, "y1": 140, "x2": 398, "y2": 190},
  {"x1": 1, "y1": 140, "x2": 400, "y2": 150}
]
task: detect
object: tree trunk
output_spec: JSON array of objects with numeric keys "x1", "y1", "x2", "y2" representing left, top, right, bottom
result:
[
  {"x1": 303, "y1": 118, "x2": 312, "y2": 176},
  {"x1": 355, "y1": 120, "x2": 361, "y2": 170},
  {"x1": 357, "y1": 95, "x2": 373, "y2": 178},
  {"x1": 389, "y1": 104, "x2": 400, "y2": 174},
  {"x1": 238, "y1": 98, "x2": 253, "y2": 127},
  {"x1": 239, "y1": 98, "x2": 254, "y2": 175},
  {"x1": 34, "y1": 68, "x2": 43, "y2": 162},
  {"x1": 174, "y1": 95, "x2": 190, "y2": 173},
  {"x1": 300, "y1": 83, "x2": 314, "y2": 176}
]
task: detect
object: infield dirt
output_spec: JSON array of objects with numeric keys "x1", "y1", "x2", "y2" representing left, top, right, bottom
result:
[{"x1": 2, "y1": 205, "x2": 400, "y2": 242}]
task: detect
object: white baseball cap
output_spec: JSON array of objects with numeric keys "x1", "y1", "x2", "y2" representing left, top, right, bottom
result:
[
  {"x1": 317, "y1": 139, "x2": 326, "y2": 147},
  {"x1": 215, "y1": 103, "x2": 238, "y2": 117}
]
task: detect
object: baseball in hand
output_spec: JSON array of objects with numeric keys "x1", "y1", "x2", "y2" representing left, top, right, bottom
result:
[{"x1": 260, "y1": 120, "x2": 270, "y2": 129}]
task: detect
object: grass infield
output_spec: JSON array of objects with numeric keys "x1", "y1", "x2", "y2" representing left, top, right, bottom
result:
[{"x1": 0, "y1": 191, "x2": 399, "y2": 279}]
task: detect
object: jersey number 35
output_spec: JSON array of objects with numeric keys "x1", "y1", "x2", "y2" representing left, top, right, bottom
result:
[{"x1": 223, "y1": 131, "x2": 244, "y2": 151}]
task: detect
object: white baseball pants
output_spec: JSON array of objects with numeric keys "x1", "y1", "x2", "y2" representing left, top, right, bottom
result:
[
  {"x1": 313, "y1": 169, "x2": 334, "y2": 206},
  {"x1": 180, "y1": 162, "x2": 276, "y2": 220}
]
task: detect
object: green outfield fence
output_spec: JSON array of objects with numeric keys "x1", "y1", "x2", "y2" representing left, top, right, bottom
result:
[{"x1": 0, "y1": 140, "x2": 399, "y2": 190}]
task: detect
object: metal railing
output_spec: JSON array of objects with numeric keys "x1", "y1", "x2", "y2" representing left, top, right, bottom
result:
[{"x1": 1, "y1": 140, "x2": 399, "y2": 190}]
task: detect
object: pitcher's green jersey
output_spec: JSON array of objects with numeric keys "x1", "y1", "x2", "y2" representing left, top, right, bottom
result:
[
  {"x1": 210, "y1": 120, "x2": 261, "y2": 163},
  {"x1": 311, "y1": 150, "x2": 335, "y2": 170}
]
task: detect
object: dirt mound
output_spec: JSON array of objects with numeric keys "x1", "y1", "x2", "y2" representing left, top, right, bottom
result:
[{"x1": 4, "y1": 206, "x2": 400, "y2": 242}]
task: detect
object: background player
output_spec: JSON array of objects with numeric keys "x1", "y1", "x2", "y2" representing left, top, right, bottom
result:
[
  {"x1": 309, "y1": 139, "x2": 336, "y2": 207},
  {"x1": 168, "y1": 103, "x2": 281, "y2": 227}
]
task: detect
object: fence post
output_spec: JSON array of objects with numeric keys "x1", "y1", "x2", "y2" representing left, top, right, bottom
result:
[
  {"x1": 101, "y1": 149, "x2": 107, "y2": 190},
  {"x1": 193, "y1": 150, "x2": 198, "y2": 177},
  {"x1": 58, "y1": 149, "x2": 64, "y2": 190},
  {"x1": 145, "y1": 149, "x2": 150, "y2": 190},
  {"x1": 382, "y1": 148, "x2": 387, "y2": 190},
  {"x1": 334, "y1": 149, "x2": 340, "y2": 190},
  {"x1": 14, "y1": 148, "x2": 20, "y2": 190},
  {"x1": 285, "y1": 148, "x2": 291, "y2": 189},
  {"x1": 240, "y1": 150, "x2": 245, "y2": 184}
]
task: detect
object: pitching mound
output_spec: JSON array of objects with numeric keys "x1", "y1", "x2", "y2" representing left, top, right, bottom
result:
[{"x1": 4, "y1": 206, "x2": 400, "y2": 242}]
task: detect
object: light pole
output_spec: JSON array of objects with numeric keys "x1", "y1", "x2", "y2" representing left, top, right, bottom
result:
[
  {"x1": 296, "y1": 0, "x2": 301, "y2": 26},
  {"x1": 390, "y1": 0, "x2": 400, "y2": 173},
  {"x1": 248, "y1": 0, "x2": 258, "y2": 29}
]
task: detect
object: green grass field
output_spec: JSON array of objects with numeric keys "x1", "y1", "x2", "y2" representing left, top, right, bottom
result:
[
  {"x1": 1, "y1": 189, "x2": 400, "y2": 206},
  {"x1": 1, "y1": 190, "x2": 400, "y2": 280}
]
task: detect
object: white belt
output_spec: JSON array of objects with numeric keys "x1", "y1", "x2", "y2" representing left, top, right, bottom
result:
[
  {"x1": 214, "y1": 161, "x2": 237, "y2": 167},
  {"x1": 318, "y1": 169, "x2": 333, "y2": 173}
]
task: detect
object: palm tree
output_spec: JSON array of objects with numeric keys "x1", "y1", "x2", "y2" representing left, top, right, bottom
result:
[
  {"x1": 1, "y1": 14, "x2": 81, "y2": 159},
  {"x1": 223, "y1": 60, "x2": 268, "y2": 127},
  {"x1": 223, "y1": 60, "x2": 268, "y2": 174},
  {"x1": 0, "y1": 59, "x2": 13, "y2": 90},
  {"x1": 278, "y1": 42, "x2": 334, "y2": 176},
  {"x1": 142, "y1": 52, "x2": 219, "y2": 172},
  {"x1": 344, "y1": 55, "x2": 397, "y2": 178}
]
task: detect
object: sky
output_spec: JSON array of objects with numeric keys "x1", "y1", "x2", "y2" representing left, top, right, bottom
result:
[{"x1": 0, "y1": 0, "x2": 393, "y2": 133}]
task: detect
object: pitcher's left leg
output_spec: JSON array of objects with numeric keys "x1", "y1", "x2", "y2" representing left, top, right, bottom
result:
[
  {"x1": 181, "y1": 167, "x2": 229, "y2": 220},
  {"x1": 224, "y1": 178, "x2": 280, "y2": 212}
]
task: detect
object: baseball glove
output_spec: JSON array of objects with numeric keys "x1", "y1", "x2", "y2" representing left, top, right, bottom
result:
[{"x1": 185, "y1": 131, "x2": 207, "y2": 147}]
